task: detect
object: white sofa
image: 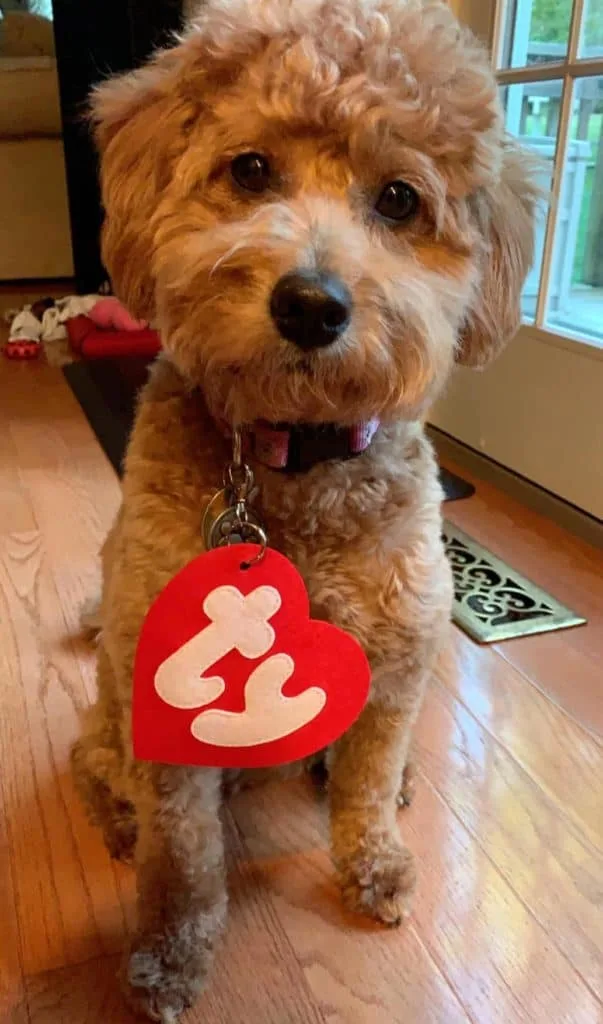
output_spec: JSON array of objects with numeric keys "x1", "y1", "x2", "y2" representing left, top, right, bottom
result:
[{"x1": 0, "y1": 12, "x2": 74, "y2": 279}]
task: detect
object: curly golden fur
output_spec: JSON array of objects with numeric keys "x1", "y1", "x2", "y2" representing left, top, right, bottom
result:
[{"x1": 71, "y1": 0, "x2": 538, "y2": 1018}]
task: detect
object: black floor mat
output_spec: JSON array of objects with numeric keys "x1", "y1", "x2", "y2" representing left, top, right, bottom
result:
[
  {"x1": 439, "y1": 466, "x2": 475, "y2": 501},
  {"x1": 63, "y1": 357, "x2": 147, "y2": 475},
  {"x1": 63, "y1": 359, "x2": 475, "y2": 501}
]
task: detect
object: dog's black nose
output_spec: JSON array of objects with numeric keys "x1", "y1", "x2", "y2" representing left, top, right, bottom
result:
[{"x1": 270, "y1": 271, "x2": 352, "y2": 350}]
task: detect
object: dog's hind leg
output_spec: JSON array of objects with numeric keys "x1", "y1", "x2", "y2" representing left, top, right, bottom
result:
[{"x1": 71, "y1": 645, "x2": 137, "y2": 862}]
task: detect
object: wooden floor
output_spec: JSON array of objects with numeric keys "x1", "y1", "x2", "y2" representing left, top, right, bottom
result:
[{"x1": 1, "y1": 352, "x2": 602, "y2": 1024}]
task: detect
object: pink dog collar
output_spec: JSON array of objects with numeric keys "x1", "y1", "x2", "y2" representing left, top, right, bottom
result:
[{"x1": 249, "y1": 418, "x2": 380, "y2": 472}]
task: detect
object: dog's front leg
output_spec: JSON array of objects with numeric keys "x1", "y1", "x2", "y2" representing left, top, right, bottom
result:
[
  {"x1": 329, "y1": 672, "x2": 426, "y2": 927},
  {"x1": 123, "y1": 764, "x2": 226, "y2": 1023}
]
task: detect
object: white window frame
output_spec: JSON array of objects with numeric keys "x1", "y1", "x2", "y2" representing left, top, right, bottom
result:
[
  {"x1": 430, "y1": 0, "x2": 603, "y2": 520},
  {"x1": 491, "y1": 0, "x2": 603, "y2": 352}
]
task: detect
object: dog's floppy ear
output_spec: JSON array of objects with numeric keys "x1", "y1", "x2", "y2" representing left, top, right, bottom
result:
[
  {"x1": 457, "y1": 140, "x2": 540, "y2": 368},
  {"x1": 91, "y1": 48, "x2": 196, "y2": 321}
]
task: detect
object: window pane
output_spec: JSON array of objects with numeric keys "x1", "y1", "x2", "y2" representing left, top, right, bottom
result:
[
  {"x1": 580, "y1": 0, "x2": 603, "y2": 58},
  {"x1": 545, "y1": 76, "x2": 603, "y2": 343},
  {"x1": 501, "y1": 80, "x2": 563, "y2": 323},
  {"x1": 499, "y1": 0, "x2": 571, "y2": 69}
]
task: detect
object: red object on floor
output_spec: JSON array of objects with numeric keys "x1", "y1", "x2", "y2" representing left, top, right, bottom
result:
[
  {"x1": 65, "y1": 315, "x2": 161, "y2": 359},
  {"x1": 65, "y1": 315, "x2": 92, "y2": 353},
  {"x1": 3, "y1": 339, "x2": 41, "y2": 360}
]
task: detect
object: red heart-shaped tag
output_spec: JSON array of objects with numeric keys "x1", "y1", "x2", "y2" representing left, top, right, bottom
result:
[{"x1": 133, "y1": 544, "x2": 370, "y2": 768}]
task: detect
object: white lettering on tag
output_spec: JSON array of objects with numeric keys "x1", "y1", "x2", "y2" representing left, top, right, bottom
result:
[
  {"x1": 154, "y1": 583, "x2": 327, "y2": 747},
  {"x1": 154, "y1": 584, "x2": 281, "y2": 709},
  {"x1": 190, "y1": 653, "x2": 327, "y2": 747}
]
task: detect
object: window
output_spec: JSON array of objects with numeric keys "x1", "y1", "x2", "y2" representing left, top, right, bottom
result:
[{"x1": 495, "y1": 0, "x2": 603, "y2": 346}]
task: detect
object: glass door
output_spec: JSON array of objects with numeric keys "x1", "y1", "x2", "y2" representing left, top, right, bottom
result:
[{"x1": 432, "y1": 0, "x2": 603, "y2": 520}]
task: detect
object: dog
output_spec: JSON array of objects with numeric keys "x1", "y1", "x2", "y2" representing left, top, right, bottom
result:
[{"x1": 71, "y1": 0, "x2": 537, "y2": 1018}]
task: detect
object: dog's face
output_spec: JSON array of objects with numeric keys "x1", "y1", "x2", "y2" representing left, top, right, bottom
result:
[{"x1": 93, "y1": 0, "x2": 537, "y2": 426}]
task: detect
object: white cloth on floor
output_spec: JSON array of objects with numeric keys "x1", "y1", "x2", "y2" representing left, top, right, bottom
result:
[
  {"x1": 54, "y1": 294, "x2": 99, "y2": 322},
  {"x1": 8, "y1": 309, "x2": 42, "y2": 342},
  {"x1": 8, "y1": 295, "x2": 99, "y2": 345}
]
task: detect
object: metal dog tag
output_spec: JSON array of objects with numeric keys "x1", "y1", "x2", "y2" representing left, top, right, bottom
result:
[
  {"x1": 202, "y1": 489, "x2": 266, "y2": 550},
  {"x1": 209, "y1": 506, "x2": 266, "y2": 548}
]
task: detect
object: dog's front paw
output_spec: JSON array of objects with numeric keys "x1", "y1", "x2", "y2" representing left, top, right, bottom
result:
[
  {"x1": 121, "y1": 945, "x2": 204, "y2": 1023},
  {"x1": 338, "y1": 838, "x2": 416, "y2": 927}
]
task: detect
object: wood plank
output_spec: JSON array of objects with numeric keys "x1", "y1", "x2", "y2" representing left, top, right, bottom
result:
[
  {"x1": 230, "y1": 781, "x2": 471, "y2": 1024},
  {"x1": 493, "y1": 631, "x2": 603, "y2": 741},
  {"x1": 405, "y1": 776, "x2": 602, "y2": 1024},
  {"x1": 0, "y1": 463, "x2": 70, "y2": 974},
  {"x1": 0, "y1": 360, "x2": 136, "y2": 958},
  {"x1": 0, "y1": 779, "x2": 29, "y2": 1024},
  {"x1": 4, "y1": 361, "x2": 120, "y2": 629},
  {"x1": 447, "y1": 632, "x2": 603, "y2": 853},
  {"x1": 415, "y1": 678, "x2": 603, "y2": 1005},
  {"x1": 0, "y1": 525, "x2": 129, "y2": 975},
  {"x1": 0, "y1": 423, "x2": 56, "y2": 997},
  {"x1": 25, "y1": 957, "x2": 136, "y2": 1024},
  {"x1": 2, "y1": 362, "x2": 119, "y2": 708},
  {"x1": 0, "y1": 388, "x2": 129, "y2": 976}
]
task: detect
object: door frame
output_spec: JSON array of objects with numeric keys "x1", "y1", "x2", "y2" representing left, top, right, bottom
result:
[
  {"x1": 432, "y1": 0, "x2": 603, "y2": 520},
  {"x1": 52, "y1": 0, "x2": 183, "y2": 293}
]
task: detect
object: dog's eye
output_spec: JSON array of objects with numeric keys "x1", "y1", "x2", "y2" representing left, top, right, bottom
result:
[
  {"x1": 375, "y1": 180, "x2": 419, "y2": 223},
  {"x1": 230, "y1": 152, "x2": 272, "y2": 194}
]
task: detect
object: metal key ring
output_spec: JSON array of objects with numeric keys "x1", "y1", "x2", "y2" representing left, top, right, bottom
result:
[
  {"x1": 233, "y1": 499, "x2": 248, "y2": 525},
  {"x1": 231, "y1": 523, "x2": 268, "y2": 568},
  {"x1": 224, "y1": 462, "x2": 254, "y2": 499}
]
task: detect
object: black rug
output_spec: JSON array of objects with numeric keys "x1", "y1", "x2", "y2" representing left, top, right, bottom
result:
[
  {"x1": 63, "y1": 359, "x2": 475, "y2": 501},
  {"x1": 439, "y1": 466, "x2": 475, "y2": 502},
  {"x1": 64, "y1": 357, "x2": 146, "y2": 477}
]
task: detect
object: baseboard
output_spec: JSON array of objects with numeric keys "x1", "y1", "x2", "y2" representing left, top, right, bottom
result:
[{"x1": 428, "y1": 426, "x2": 603, "y2": 551}]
